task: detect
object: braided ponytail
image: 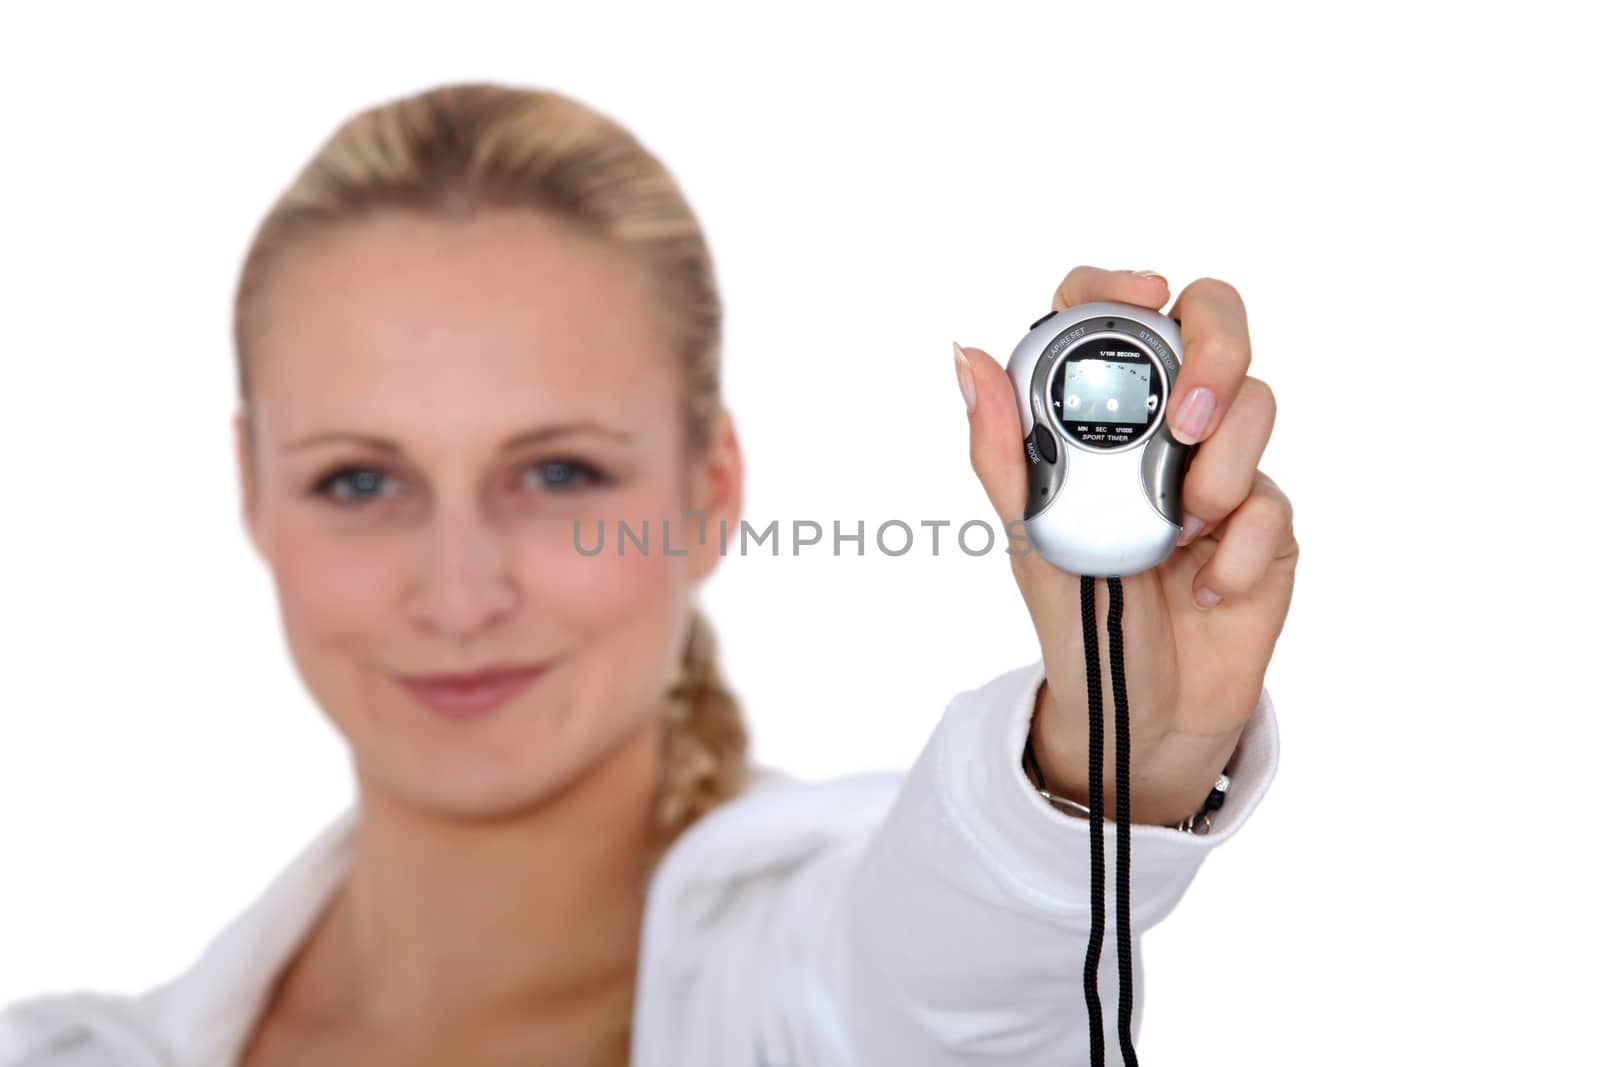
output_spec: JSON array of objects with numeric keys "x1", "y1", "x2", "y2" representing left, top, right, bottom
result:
[{"x1": 647, "y1": 607, "x2": 753, "y2": 871}]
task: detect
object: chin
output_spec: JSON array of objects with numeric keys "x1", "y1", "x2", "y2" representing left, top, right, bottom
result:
[
  {"x1": 347, "y1": 674, "x2": 634, "y2": 822},
  {"x1": 351, "y1": 727, "x2": 578, "y2": 821},
  {"x1": 384, "y1": 764, "x2": 567, "y2": 821}
]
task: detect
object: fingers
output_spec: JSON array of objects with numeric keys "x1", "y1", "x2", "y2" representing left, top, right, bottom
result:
[
  {"x1": 1176, "y1": 375, "x2": 1276, "y2": 546},
  {"x1": 954, "y1": 341, "x2": 1027, "y2": 528},
  {"x1": 1051, "y1": 265, "x2": 1171, "y2": 313},
  {"x1": 1167, "y1": 278, "x2": 1251, "y2": 445},
  {"x1": 1188, "y1": 470, "x2": 1297, "y2": 609},
  {"x1": 1047, "y1": 269, "x2": 1252, "y2": 450}
]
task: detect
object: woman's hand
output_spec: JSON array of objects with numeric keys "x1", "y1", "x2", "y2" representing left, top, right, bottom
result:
[{"x1": 955, "y1": 267, "x2": 1298, "y2": 827}]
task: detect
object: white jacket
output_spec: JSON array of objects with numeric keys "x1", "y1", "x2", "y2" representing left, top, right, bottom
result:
[{"x1": 0, "y1": 659, "x2": 1279, "y2": 1066}]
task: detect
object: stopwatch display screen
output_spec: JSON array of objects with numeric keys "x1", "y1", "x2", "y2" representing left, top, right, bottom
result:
[
  {"x1": 1060, "y1": 357, "x2": 1151, "y2": 424},
  {"x1": 1048, "y1": 337, "x2": 1163, "y2": 450}
]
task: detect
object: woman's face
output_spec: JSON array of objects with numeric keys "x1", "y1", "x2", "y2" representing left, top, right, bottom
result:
[{"x1": 234, "y1": 208, "x2": 739, "y2": 818}]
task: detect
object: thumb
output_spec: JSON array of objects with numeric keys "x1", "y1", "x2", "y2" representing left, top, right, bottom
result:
[{"x1": 954, "y1": 342, "x2": 1027, "y2": 528}]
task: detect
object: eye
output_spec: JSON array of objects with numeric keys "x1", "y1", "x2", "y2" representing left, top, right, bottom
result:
[
  {"x1": 306, "y1": 459, "x2": 609, "y2": 508},
  {"x1": 311, "y1": 466, "x2": 398, "y2": 505},
  {"x1": 522, "y1": 459, "x2": 609, "y2": 492}
]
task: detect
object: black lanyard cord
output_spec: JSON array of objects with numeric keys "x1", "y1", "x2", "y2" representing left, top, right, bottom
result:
[
  {"x1": 1081, "y1": 573, "x2": 1139, "y2": 1066},
  {"x1": 1106, "y1": 575, "x2": 1138, "y2": 1066},
  {"x1": 1078, "y1": 572, "x2": 1108, "y2": 1066},
  {"x1": 1022, "y1": 574, "x2": 1141, "y2": 1065}
]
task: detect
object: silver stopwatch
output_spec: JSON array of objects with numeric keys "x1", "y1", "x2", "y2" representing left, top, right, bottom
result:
[{"x1": 1006, "y1": 300, "x2": 1192, "y2": 577}]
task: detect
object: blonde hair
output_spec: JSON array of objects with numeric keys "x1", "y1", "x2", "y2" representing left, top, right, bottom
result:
[{"x1": 231, "y1": 81, "x2": 752, "y2": 1064}]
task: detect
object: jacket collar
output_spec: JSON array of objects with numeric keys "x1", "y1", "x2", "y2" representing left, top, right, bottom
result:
[{"x1": 142, "y1": 806, "x2": 360, "y2": 1063}]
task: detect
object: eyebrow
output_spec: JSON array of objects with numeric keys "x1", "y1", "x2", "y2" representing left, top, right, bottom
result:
[{"x1": 284, "y1": 421, "x2": 637, "y2": 454}]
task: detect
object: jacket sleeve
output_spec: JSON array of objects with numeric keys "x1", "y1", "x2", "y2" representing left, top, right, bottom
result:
[{"x1": 772, "y1": 657, "x2": 1281, "y2": 1066}]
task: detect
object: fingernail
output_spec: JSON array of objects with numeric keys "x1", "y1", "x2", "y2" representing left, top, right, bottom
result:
[
  {"x1": 1132, "y1": 269, "x2": 1167, "y2": 285},
  {"x1": 1195, "y1": 586, "x2": 1222, "y2": 609},
  {"x1": 1178, "y1": 512, "x2": 1205, "y2": 546},
  {"x1": 1173, "y1": 386, "x2": 1214, "y2": 444},
  {"x1": 952, "y1": 342, "x2": 976, "y2": 413}
]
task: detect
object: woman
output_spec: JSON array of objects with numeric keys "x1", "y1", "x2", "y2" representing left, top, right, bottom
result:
[{"x1": 0, "y1": 82, "x2": 1295, "y2": 1066}]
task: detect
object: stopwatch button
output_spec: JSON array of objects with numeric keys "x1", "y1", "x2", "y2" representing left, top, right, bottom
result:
[
  {"x1": 1029, "y1": 310, "x2": 1059, "y2": 331},
  {"x1": 1031, "y1": 422, "x2": 1058, "y2": 464}
]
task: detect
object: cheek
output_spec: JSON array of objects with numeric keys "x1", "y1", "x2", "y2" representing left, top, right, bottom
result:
[
  {"x1": 529, "y1": 518, "x2": 690, "y2": 656},
  {"x1": 261, "y1": 510, "x2": 395, "y2": 657},
  {"x1": 526, "y1": 471, "x2": 697, "y2": 631},
  {"x1": 531, "y1": 534, "x2": 689, "y2": 761},
  {"x1": 520, "y1": 491, "x2": 696, "y2": 716}
]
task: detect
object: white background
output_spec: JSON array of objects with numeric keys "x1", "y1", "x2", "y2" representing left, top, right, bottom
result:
[{"x1": 2, "y1": 1, "x2": 1595, "y2": 1062}]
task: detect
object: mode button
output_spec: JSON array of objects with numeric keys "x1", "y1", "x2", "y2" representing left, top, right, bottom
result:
[{"x1": 1030, "y1": 423, "x2": 1058, "y2": 464}]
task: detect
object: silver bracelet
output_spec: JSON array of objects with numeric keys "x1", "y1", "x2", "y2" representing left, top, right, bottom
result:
[{"x1": 1183, "y1": 770, "x2": 1231, "y2": 835}]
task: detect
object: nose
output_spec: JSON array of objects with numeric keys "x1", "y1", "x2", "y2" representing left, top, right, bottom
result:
[{"x1": 407, "y1": 496, "x2": 519, "y2": 648}]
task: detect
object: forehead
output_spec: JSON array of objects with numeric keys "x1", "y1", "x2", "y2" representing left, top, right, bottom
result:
[{"x1": 246, "y1": 208, "x2": 675, "y2": 447}]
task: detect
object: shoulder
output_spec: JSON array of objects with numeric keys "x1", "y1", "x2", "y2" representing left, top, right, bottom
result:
[
  {"x1": 679, "y1": 765, "x2": 904, "y2": 871},
  {"x1": 630, "y1": 763, "x2": 908, "y2": 1051},
  {"x1": 643, "y1": 763, "x2": 904, "y2": 929}
]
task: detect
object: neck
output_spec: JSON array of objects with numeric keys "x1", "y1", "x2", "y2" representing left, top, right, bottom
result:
[{"x1": 284, "y1": 714, "x2": 664, "y2": 1032}]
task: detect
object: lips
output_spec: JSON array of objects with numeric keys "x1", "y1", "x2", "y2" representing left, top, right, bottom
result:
[{"x1": 394, "y1": 664, "x2": 546, "y2": 720}]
